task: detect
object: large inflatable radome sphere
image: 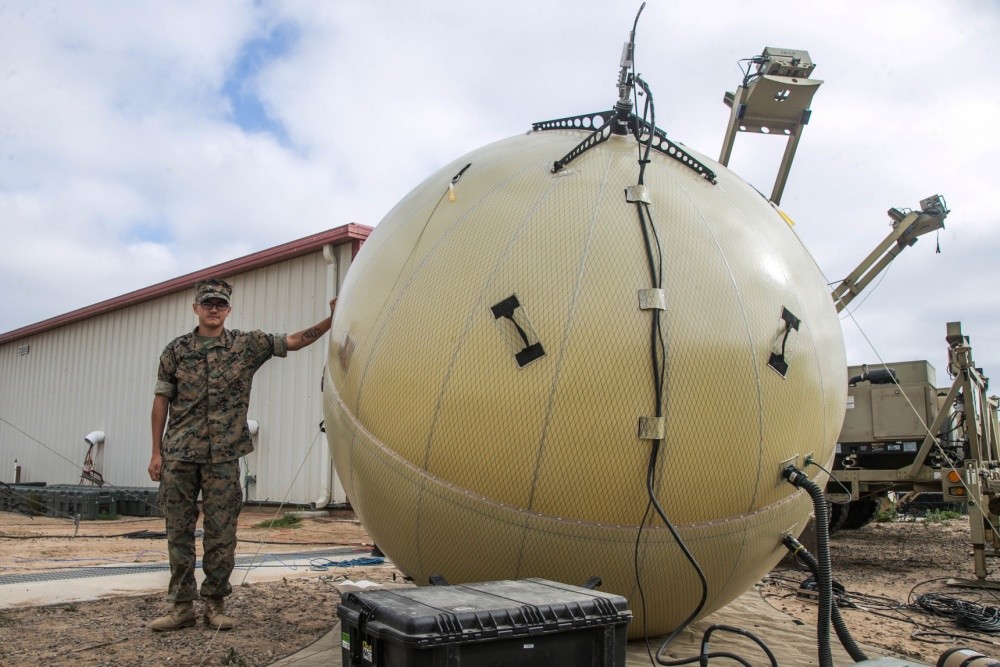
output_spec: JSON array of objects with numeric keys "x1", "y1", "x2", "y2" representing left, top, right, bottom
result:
[{"x1": 323, "y1": 125, "x2": 845, "y2": 638}]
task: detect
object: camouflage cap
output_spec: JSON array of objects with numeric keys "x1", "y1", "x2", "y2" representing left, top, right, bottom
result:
[{"x1": 194, "y1": 278, "x2": 233, "y2": 304}]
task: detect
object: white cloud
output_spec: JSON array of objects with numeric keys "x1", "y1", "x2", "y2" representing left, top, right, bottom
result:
[{"x1": 1, "y1": 0, "x2": 998, "y2": 384}]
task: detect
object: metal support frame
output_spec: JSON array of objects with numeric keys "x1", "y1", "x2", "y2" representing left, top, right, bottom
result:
[
  {"x1": 533, "y1": 18, "x2": 718, "y2": 184},
  {"x1": 831, "y1": 195, "x2": 948, "y2": 313},
  {"x1": 718, "y1": 49, "x2": 823, "y2": 205},
  {"x1": 532, "y1": 110, "x2": 717, "y2": 183},
  {"x1": 906, "y1": 378, "x2": 962, "y2": 477}
]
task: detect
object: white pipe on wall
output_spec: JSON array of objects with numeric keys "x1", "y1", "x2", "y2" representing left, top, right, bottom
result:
[{"x1": 313, "y1": 244, "x2": 339, "y2": 509}]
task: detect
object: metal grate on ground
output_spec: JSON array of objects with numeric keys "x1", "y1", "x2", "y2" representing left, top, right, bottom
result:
[{"x1": 0, "y1": 546, "x2": 370, "y2": 586}]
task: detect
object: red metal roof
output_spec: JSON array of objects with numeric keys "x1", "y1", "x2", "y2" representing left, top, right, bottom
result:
[{"x1": 0, "y1": 223, "x2": 372, "y2": 345}]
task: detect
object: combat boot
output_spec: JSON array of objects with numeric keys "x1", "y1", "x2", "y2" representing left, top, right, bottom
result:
[
  {"x1": 149, "y1": 601, "x2": 196, "y2": 632},
  {"x1": 203, "y1": 596, "x2": 236, "y2": 630}
]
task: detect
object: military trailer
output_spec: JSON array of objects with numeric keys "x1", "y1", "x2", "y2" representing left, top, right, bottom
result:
[{"x1": 829, "y1": 322, "x2": 1000, "y2": 582}]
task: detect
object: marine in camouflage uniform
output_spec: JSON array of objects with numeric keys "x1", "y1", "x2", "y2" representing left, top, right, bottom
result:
[{"x1": 147, "y1": 278, "x2": 336, "y2": 631}]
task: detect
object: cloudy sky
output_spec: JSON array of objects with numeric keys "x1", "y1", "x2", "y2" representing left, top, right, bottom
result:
[{"x1": 2, "y1": 0, "x2": 998, "y2": 385}]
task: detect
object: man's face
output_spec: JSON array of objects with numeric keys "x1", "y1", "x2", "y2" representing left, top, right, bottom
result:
[{"x1": 193, "y1": 299, "x2": 231, "y2": 328}]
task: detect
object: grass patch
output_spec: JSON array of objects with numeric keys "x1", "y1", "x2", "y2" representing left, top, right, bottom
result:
[
  {"x1": 96, "y1": 511, "x2": 117, "y2": 520},
  {"x1": 252, "y1": 515, "x2": 302, "y2": 530},
  {"x1": 222, "y1": 647, "x2": 250, "y2": 667},
  {"x1": 25, "y1": 492, "x2": 46, "y2": 514},
  {"x1": 875, "y1": 503, "x2": 898, "y2": 523},
  {"x1": 925, "y1": 509, "x2": 962, "y2": 523}
]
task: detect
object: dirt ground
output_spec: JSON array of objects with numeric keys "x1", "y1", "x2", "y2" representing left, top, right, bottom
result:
[
  {"x1": 762, "y1": 515, "x2": 1000, "y2": 664},
  {"x1": 0, "y1": 505, "x2": 399, "y2": 667},
  {"x1": 1, "y1": 506, "x2": 998, "y2": 666}
]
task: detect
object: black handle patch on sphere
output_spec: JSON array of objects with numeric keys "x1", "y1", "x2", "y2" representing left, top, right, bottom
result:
[
  {"x1": 491, "y1": 294, "x2": 546, "y2": 368},
  {"x1": 768, "y1": 307, "x2": 801, "y2": 378}
]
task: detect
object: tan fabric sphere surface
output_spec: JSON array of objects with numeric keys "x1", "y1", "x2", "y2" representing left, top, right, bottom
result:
[{"x1": 323, "y1": 127, "x2": 846, "y2": 638}]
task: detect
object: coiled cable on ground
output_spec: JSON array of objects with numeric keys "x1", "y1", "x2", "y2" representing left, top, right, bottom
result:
[
  {"x1": 308, "y1": 556, "x2": 384, "y2": 571},
  {"x1": 913, "y1": 594, "x2": 1000, "y2": 634}
]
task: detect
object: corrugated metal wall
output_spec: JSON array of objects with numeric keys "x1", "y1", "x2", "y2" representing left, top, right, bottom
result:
[{"x1": 0, "y1": 242, "x2": 354, "y2": 506}]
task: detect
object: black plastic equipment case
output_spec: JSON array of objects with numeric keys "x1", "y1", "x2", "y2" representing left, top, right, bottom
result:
[{"x1": 338, "y1": 577, "x2": 631, "y2": 666}]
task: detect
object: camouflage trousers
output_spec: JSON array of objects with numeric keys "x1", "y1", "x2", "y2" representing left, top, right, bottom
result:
[{"x1": 160, "y1": 459, "x2": 243, "y2": 601}]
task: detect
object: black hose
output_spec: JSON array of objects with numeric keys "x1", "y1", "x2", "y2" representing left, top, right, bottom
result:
[
  {"x1": 782, "y1": 465, "x2": 834, "y2": 667},
  {"x1": 783, "y1": 535, "x2": 869, "y2": 662},
  {"x1": 701, "y1": 624, "x2": 778, "y2": 667},
  {"x1": 848, "y1": 368, "x2": 897, "y2": 385},
  {"x1": 650, "y1": 623, "x2": 777, "y2": 667}
]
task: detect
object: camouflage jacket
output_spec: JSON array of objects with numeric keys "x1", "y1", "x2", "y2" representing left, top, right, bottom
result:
[{"x1": 154, "y1": 328, "x2": 287, "y2": 463}]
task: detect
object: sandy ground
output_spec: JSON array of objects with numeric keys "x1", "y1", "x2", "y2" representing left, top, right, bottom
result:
[
  {"x1": 764, "y1": 516, "x2": 1000, "y2": 664},
  {"x1": 0, "y1": 505, "x2": 393, "y2": 667},
  {"x1": 2, "y1": 506, "x2": 999, "y2": 666}
]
